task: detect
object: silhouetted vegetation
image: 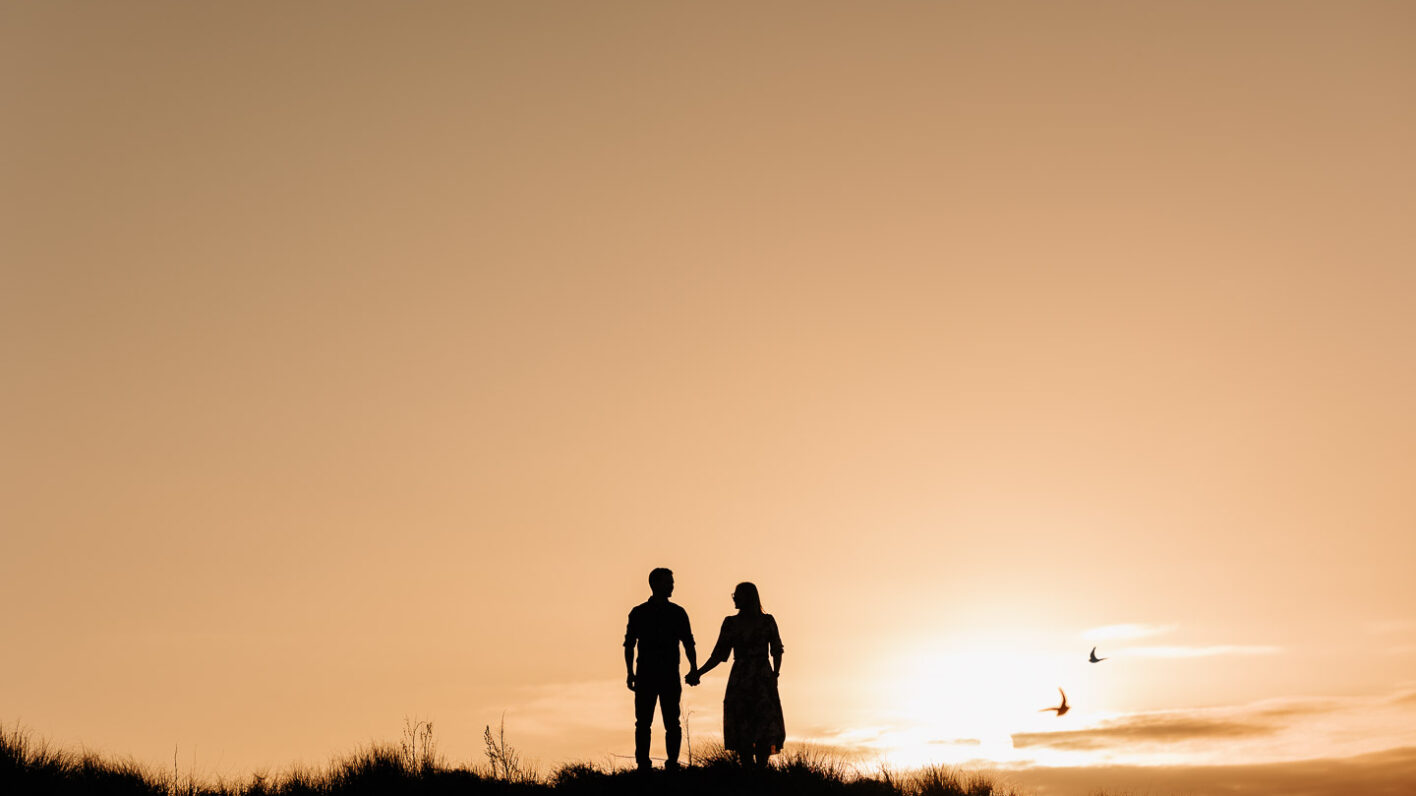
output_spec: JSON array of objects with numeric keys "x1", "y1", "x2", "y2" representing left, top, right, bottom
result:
[{"x1": 1, "y1": 722, "x2": 1021, "y2": 796}]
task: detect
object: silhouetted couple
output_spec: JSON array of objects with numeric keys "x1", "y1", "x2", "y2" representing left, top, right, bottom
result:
[{"x1": 623, "y1": 568, "x2": 785, "y2": 771}]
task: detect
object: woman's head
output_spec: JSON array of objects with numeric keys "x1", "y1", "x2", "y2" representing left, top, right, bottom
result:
[{"x1": 732, "y1": 582, "x2": 762, "y2": 613}]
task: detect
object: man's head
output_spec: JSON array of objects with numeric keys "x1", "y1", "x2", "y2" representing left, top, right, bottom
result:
[{"x1": 648, "y1": 567, "x2": 674, "y2": 598}]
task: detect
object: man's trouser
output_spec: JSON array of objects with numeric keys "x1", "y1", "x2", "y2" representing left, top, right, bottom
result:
[{"x1": 634, "y1": 671, "x2": 682, "y2": 769}]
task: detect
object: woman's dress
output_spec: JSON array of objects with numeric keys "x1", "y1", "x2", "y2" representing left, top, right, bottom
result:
[{"x1": 709, "y1": 612, "x2": 785, "y2": 755}]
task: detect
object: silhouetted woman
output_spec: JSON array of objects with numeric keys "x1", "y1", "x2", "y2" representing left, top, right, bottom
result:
[{"x1": 687, "y1": 582, "x2": 785, "y2": 768}]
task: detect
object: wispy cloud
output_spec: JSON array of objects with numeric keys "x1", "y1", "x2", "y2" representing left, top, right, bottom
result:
[
  {"x1": 796, "y1": 691, "x2": 1416, "y2": 776},
  {"x1": 802, "y1": 725, "x2": 895, "y2": 748},
  {"x1": 1248, "y1": 699, "x2": 1342, "y2": 721},
  {"x1": 486, "y1": 679, "x2": 634, "y2": 737},
  {"x1": 788, "y1": 741, "x2": 890, "y2": 762},
  {"x1": 1366, "y1": 619, "x2": 1416, "y2": 635},
  {"x1": 1002, "y1": 746, "x2": 1416, "y2": 796},
  {"x1": 1012, "y1": 715, "x2": 1273, "y2": 751},
  {"x1": 1120, "y1": 644, "x2": 1282, "y2": 658},
  {"x1": 1005, "y1": 692, "x2": 1414, "y2": 768},
  {"x1": 1082, "y1": 623, "x2": 1176, "y2": 641},
  {"x1": 788, "y1": 728, "x2": 900, "y2": 762},
  {"x1": 1080, "y1": 625, "x2": 1283, "y2": 660}
]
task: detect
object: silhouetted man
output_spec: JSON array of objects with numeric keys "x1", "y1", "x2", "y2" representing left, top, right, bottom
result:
[{"x1": 624, "y1": 567, "x2": 696, "y2": 771}]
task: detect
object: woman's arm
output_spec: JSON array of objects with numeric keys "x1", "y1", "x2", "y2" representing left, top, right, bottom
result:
[
  {"x1": 769, "y1": 615, "x2": 784, "y2": 678},
  {"x1": 693, "y1": 652, "x2": 725, "y2": 679},
  {"x1": 688, "y1": 617, "x2": 732, "y2": 684}
]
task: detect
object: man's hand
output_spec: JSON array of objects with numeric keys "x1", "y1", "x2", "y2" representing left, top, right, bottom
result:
[{"x1": 626, "y1": 674, "x2": 636, "y2": 691}]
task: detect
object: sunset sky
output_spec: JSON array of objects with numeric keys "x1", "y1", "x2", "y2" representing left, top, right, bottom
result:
[{"x1": 4, "y1": 3, "x2": 1416, "y2": 794}]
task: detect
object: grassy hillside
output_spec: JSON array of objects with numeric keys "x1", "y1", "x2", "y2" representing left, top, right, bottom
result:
[{"x1": 1, "y1": 723, "x2": 1019, "y2": 796}]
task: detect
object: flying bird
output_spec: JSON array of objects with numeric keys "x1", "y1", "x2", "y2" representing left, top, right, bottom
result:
[
  {"x1": 1040, "y1": 688, "x2": 1070, "y2": 716},
  {"x1": 1089, "y1": 646, "x2": 1107, "y2": 663}
]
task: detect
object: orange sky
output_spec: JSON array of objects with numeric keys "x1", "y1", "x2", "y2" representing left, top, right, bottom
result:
[{"x1": 4, "y1": 3, "x2": 1416, "y2": 793}]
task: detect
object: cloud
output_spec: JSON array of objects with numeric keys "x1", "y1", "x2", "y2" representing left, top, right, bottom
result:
[
  {"x1": 1008, "y1": 691, "x2": 1413, "y2": 768},
  {"x1": 780, "y1": 741, "x2": 881, "y2": 763},
  {"x1": 1001, "y1": 746, "x2": 1416, "y2": 796},
  {"x1": 804, "y1": 725, "x2": 891, "y2": 744},
  {"x1": 1365, "y1": 619, "x2": 1416, "y2": 635},
  {"x1": 1080, "y1": 627, "x2": 1282, "y2": 659},
  {"x1": 799, "y1": 690, "x2": 1416, "y2": 779},
  {"x1": 1082, "y1": 623, "x2": 1176, "y2": 641},
  {"x1": 1120, "y1": 644, "x2": 1282, "y2": 658},
  {"x1": 1249, "y1": 699, "x2": 1341, "y2": 721},
  {"x1": 485, "y1": 680, "x2": 631, "y2": 737},
  {"x1": 1012, "y1": 715, "x2": 1274, "y2": 752}
]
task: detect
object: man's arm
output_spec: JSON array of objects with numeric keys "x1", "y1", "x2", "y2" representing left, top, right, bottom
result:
[
  {"x1": 625, "y1": 644, "x2": 636, "y2": 691},
  {"x1": 683, "y1": 639, "x2": 698, "y2": 683},
  {"x1": 624, "y1": 612, "x2": 637, "y2": 691},
  {"x1": 681, "y1": 608, "x2": 699, "y2": 685}
]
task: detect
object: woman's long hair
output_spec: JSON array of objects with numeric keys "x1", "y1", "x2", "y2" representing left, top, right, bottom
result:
[{"x1": 734, "y1": 582, "x2": 763, "y2": 614}]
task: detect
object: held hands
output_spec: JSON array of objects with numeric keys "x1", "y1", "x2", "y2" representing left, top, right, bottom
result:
[
  {"x1": 626, "y1": 674, "x2": 636, "y2": 692},
  {"x1": 685, "y1": 669, "x2": 701, "y2": 687}
]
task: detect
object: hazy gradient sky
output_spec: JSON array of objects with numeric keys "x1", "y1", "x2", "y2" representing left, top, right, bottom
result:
[{"x1": 5, "y1": 3, "x2": 1416, "y2": 794}]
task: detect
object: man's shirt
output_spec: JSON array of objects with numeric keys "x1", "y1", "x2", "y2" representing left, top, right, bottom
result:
[{"x1": 624, "y1": 597, "x2": 694, "y2": 674}]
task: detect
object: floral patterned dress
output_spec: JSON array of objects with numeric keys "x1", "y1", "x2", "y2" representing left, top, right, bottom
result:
[{"x1": 709, "y1": 612, "x2": 785, "y2": 755}]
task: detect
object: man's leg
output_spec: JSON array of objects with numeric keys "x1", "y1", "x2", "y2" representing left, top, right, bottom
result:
[
  {"x1": 660, "y1": 680, "x2": 683, "y2": 769},
  {"x1": 634, "y1": 684, "x2": 656, "y2": 771}
]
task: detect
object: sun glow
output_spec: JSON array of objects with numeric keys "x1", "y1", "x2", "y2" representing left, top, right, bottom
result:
[{"x1": 855, "y1": 635, "x2": 1113, "y2": 769}]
